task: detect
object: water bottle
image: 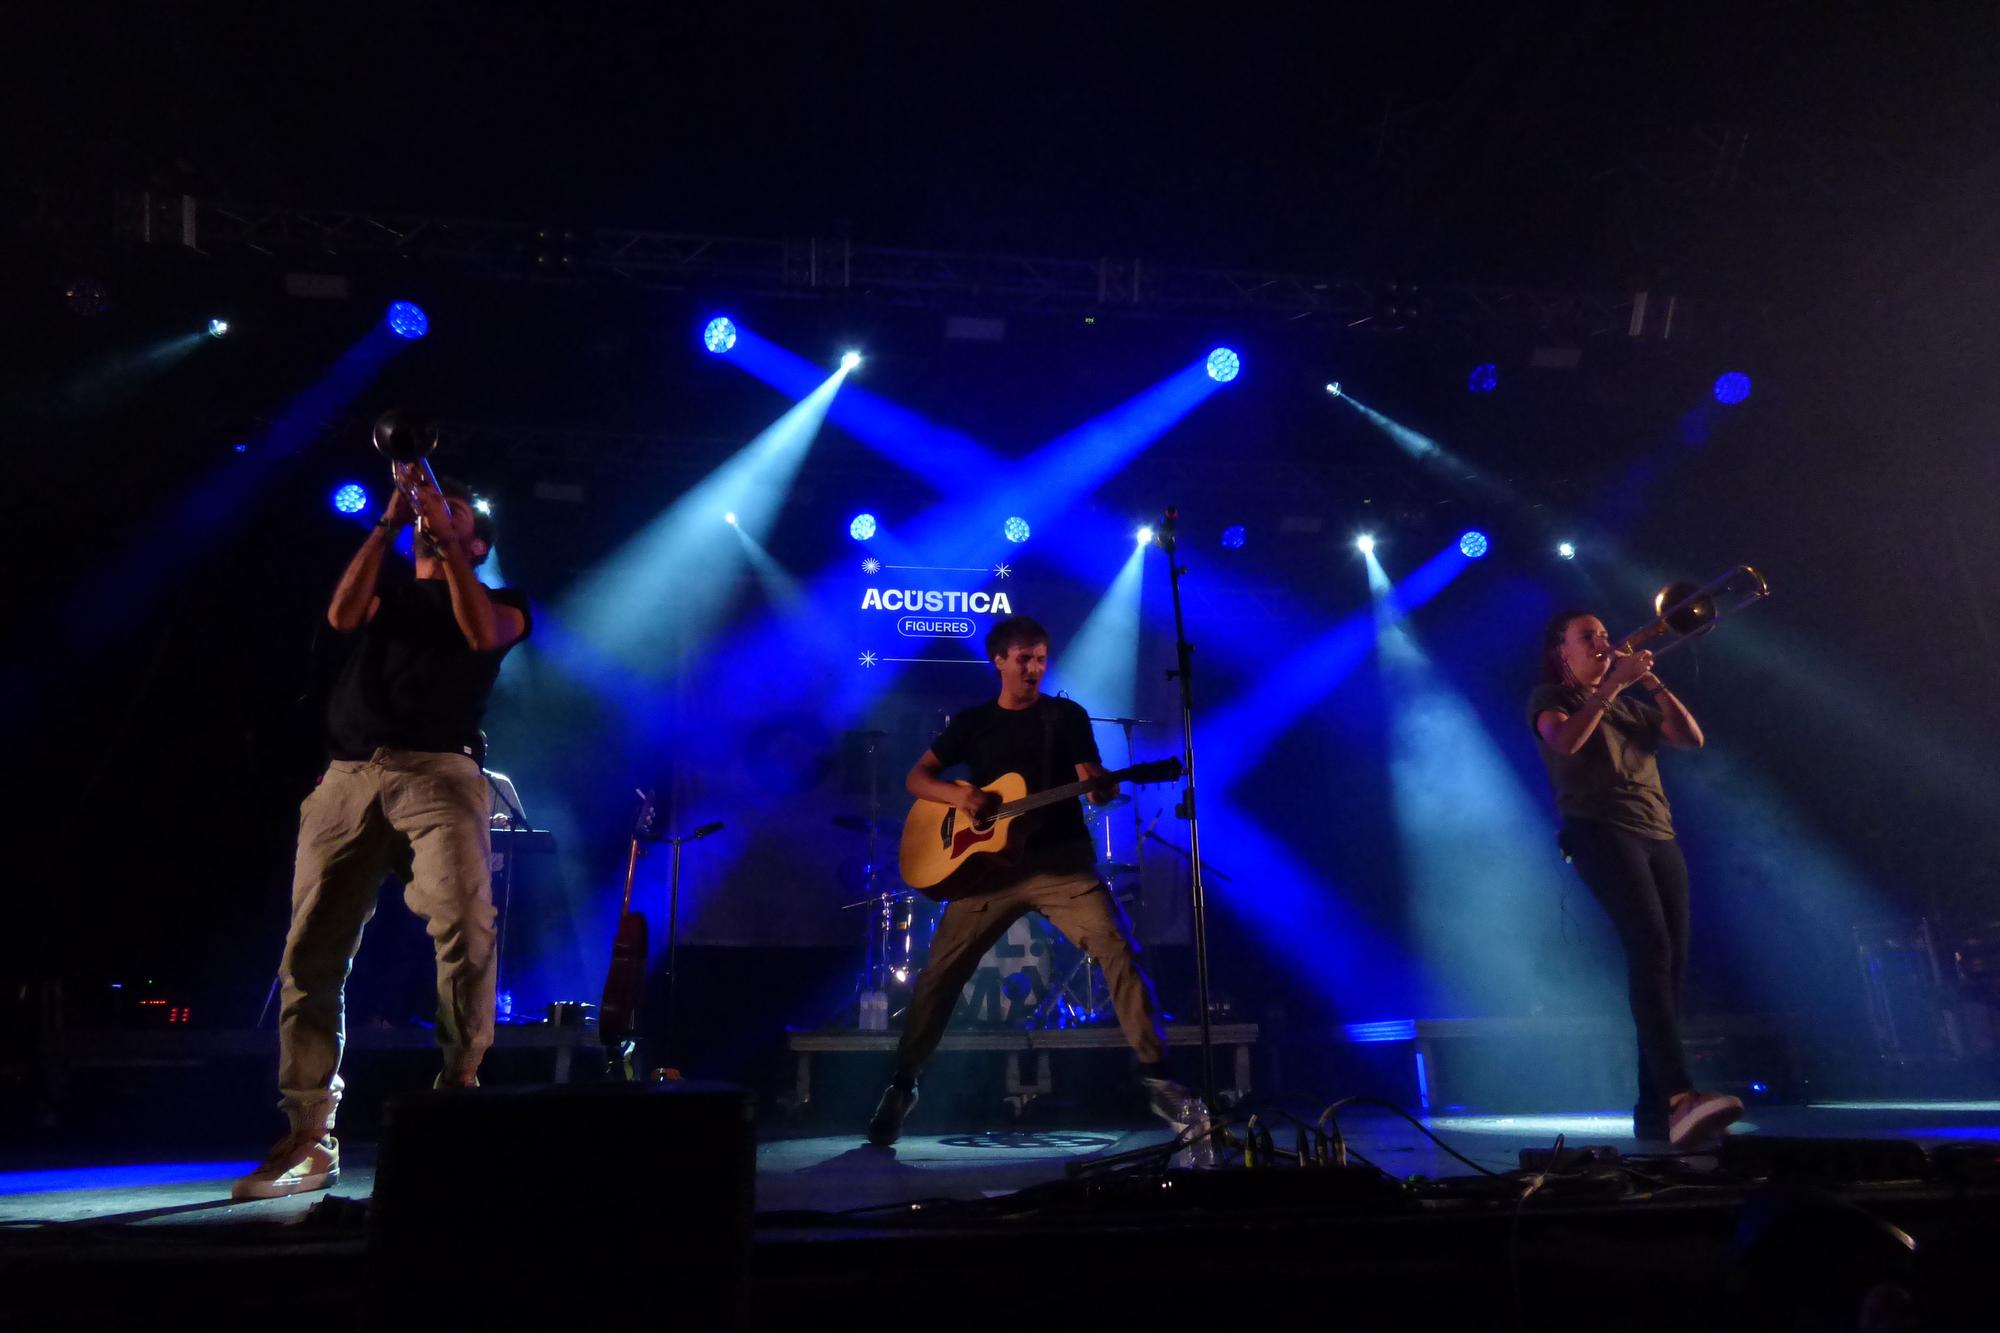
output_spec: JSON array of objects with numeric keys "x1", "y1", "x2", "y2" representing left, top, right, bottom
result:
[{"x1": 1171, "y1": 1095, "x2": 1217, "y2": 1168}]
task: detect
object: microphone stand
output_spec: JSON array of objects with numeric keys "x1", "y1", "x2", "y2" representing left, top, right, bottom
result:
[
  {"x1": 651, "y1": 820, "x2": 724, "y2": 1077},
  {"x1": 1152, "y1": 508, "x2": 1221, "y2": 1113}
]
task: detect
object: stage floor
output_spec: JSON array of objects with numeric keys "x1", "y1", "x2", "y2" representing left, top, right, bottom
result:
[{"x1": 6, "y1": 1100, "x2": 1998, "y2": 1230}]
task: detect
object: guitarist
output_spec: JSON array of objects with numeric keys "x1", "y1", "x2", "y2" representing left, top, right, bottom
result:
[{"x1": 868, "y1": 615, "x2": 1197, "y2": 1145}]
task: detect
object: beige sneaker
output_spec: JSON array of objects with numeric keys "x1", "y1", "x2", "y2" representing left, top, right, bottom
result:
[{"x1": 231, "y1": 1130, "x2": 340, "y2": 1200}]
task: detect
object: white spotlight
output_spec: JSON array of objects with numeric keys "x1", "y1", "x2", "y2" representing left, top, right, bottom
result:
[
  {"x1": 840, "y1": 351, "x2": 863, "y2": 371},
  {"x1": 473, "y1": 498, "x2": 493, "y2": 516},
  {"x1": 724, "y1": 511, "x2": 739, "y2": 526},
  {"x1": 207, "y1": 318, "x2": 230, "y2": 338},
  {"x1": 1557, "y1": 541, "x2": 1576, "y2": 560},
  {"x1": 1135, "y1": 525, "x2": 1155, "y2": 546},
  {"x1": 1325, "y1": 381, "x2": 1342, "y2": 397},
  {"x1": 1355, "y1": 534, "x2": 1376, "y2": 555}
]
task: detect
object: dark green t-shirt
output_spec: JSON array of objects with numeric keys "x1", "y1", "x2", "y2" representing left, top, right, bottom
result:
[{"x1": 1526, "y1": 682, "x2": 1675, "y2": 840}]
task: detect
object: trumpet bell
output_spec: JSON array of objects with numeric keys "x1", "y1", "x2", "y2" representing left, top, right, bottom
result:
[{"x1": 372, "y1": 409, "x2": 439, "y2": 464}]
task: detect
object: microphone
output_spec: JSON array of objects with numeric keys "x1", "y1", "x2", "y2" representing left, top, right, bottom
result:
[
  {"x1": 690, "y1": 821, "x2": 725, "y2": 841},
  {"x1": 1157, "y1": 507, "x2": 1179, "y2": 551}
]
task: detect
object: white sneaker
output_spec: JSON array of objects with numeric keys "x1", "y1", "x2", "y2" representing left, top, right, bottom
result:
[
  {"x1": 231, "y1": 1130, "x2": 340, "y2": 1200},
  {"x1": 1667, "y1": 1091, "x2": 1744, "y2": 1149}
]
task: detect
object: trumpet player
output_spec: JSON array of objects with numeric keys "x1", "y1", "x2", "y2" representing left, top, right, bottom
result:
[
  {"x1": 234, "y1": 465, "x2": 530, "y2": 1200},
  {"x1": 1529, "y1": 611, "x2": 1742, "y2": 1150}
]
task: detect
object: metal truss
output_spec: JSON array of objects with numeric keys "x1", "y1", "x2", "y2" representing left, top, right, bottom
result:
[{"x1": 142, "y1": 195, "x2": 1673, "y2": 338}]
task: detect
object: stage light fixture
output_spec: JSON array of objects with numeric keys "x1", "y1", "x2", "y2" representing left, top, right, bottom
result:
[
  {"x1": 1135, "y1": 525, "x2": 1155, "y2": 546},
  {"x1": 1713, "y1": 371, "x2": 1752, "y2": 404},
  {"x1": 1557, "y1": 541, "x2": 1576, "y2": 560},
  {"x1": 1467, "y1": 363, "x2": 1498, "y2": 393},
  {"x1": 1459, "y1": 530, "x2": 1490, "y2": 559},
  {"x1": 332, "y1": 483, "x2": 370, "y2": 515},
  {"x1": 840, "y1": 351, "x2": 863, "y2": 371},
  {"x1": 1205, "y1": 347, "x2": 1241, "y2": 383},
  {"x1": 1325, "y1": 382, "x2": 1342, "y2": 397},
  {"x1": 387, "y1": 301, "x2": 429, "y2": 340},
  {"x1": 1003, "y1": 516, "x2": 1031, "y2": 543},
  {"x1": 1221, "y1": 525, "x2": 1247, "y2": 550},
  {"x1": 702, "y1": 317, "x2": 738, "y2": 354},
  {"x1": 1355, "y1": 534, "x2": 1376, "y2": 555},
  {"x1": 849, "y1": 513, "x2": 878, "y2": 541},
  {"x1": 474, "y1": 498, "x2": 493, "y2": 516},
  {"x1": 724, "y1": 511, "x2": 739, "y2": 526},
  {"x1": 207, "y1": 318, "x2": 230, "y2": 338}
]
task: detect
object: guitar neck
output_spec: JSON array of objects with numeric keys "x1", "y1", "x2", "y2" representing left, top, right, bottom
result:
[{"x1": 991, "y1": 767, "x2": 1136, "y2": 822}]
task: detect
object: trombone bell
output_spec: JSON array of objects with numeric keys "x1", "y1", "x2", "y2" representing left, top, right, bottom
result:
[{"x1": 1621, "y1": 565, "x2": 1770, "y2": 658}]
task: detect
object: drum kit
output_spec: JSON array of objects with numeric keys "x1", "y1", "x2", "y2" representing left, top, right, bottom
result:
[{"x1": 834, "y1": 719, "x2": 1154, "y2": 1029}]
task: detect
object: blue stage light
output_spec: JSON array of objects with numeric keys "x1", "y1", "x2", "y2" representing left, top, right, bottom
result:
[
  {"x1": 1135, "y1": 525, "x2": 1155, "y2": 546},
  {"x1": 1459, "y1": 530, "x2": 1490, "y2": 559},
  {"x1": 1003, "y1": 516, "x2": 1031, "y2": 543},
  {"x1": 1205, "y1": 347, "x2": 1241, "y2": 383},
  {"x1": 207, "y1": 318, "x2": 229, "y2": 338},
  {"x1": 724, "y1": 511, "x2": 738, "y2": 526},
  {"x1": 1221, "y1": 525, "x2": 1247, "y2": 550},
  {"x1": 1713, "y1": 371, "x2": 1752, "y2": 404},
  {"x1": 703, "y1": 317, "x2": 738, "y2": 354},
  {"x1": 1468, "y1": 363, "x2": 1499, "y2": 393},
  {"x1": 1355, "y1": 534, "x2": 1376, "y2": 555},
  {"x1": 849, "y1": 513, "x2": 878, "y2": 541},
  {"x1": 386, "y1": 301, "x2": 429, "y2": 340},
  {"x1": 1325, "y1": 382, "x2": 1342, "y2": 397},
  {"x1": 332, "y1": 483, "x2": 369, "y2": 515},
  {"x1": 840, "y1": 350, "x2": 863, "y2": 371},
  {"x1": 1556, "y1": 541, "x2": 1576, "y2": 560}
]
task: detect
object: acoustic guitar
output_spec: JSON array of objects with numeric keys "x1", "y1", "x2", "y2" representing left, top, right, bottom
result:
[
  {"x1": 598, "y1": 789, "x2": 656, "y2": 1080},
  {"x1": 898, "y1": 757, "x2": 1183, "y2": 899}
]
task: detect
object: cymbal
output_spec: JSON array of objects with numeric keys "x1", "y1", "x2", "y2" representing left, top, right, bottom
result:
[{"x1": 832, "y1": 815, "x2": 902, "y2": 836}]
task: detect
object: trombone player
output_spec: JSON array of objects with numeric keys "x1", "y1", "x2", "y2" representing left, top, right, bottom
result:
[
  {"x1": 234, "y1": 441, "x2": 530, "y2": 1200},
  {"x1": 1528, "y1": 611, "x2": 1741, "y2": 1149}
]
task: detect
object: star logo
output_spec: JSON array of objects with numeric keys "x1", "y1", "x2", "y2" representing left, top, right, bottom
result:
[
  {"x1": 992, "y1": 563, "x2": 1012, "y2": 579},
  {"x1": 858, "y1": 650, "x2": 878, "y2": 668},
  {"x1": 861, "y1": 557, "x2": 881, "y2": 575}
]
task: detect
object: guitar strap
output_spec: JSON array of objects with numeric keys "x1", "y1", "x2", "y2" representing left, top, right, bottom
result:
[{"x1": 1040, "y1": 700, "x2": 1058, "y2": 797}]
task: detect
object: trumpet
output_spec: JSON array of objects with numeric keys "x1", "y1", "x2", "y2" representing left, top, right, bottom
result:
[
  {"x1": 1618, "y1": 565, "x2": 1770, "y2": 660},
  {"x1": 371, "y1": 409, "x2": 445, "y2": 554}
]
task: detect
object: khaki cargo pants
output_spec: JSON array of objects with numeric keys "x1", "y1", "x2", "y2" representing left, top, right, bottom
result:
[
  {"x1": 276, "y1": 748, "x2": 496, "y2": 1121},
  {"x1": 895, "y1": 870, "x2": 1167, "y2": 1076}
]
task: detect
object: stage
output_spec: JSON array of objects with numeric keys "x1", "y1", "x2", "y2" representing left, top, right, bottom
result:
[{"x1": 5, "y1": 1099, "x2": 1997, "y2": 1329}]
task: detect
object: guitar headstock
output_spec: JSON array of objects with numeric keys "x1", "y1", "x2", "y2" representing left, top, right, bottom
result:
[{"x1": 1124, "y1": 757, "x2": 1185, "y2": 785}]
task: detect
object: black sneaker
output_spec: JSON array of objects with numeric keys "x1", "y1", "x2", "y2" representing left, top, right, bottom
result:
[{"x1": 867, "y1": 1083, "x2": 918, "y2": 1146}]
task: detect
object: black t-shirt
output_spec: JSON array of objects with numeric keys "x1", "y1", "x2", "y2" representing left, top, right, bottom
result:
[
  {"x1": 929, "y1": 695, "x2": 1103, "y2": 881},
  {"x1": 326, "y1": 566, "x2": 532, "y2": 762},
  {"x1": 1525, "y1": 681, "x2": 1675, "y2": 840}
]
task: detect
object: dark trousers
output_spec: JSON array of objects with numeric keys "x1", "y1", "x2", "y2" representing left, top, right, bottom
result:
[{"x1": 1561, "y1": 818, "x2": 1694, "y2": 1119}]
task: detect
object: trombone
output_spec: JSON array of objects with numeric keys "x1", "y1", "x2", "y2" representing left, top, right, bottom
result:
[{"x1": 1618, "y1": 565, "x2": 1771, "y2": 660}]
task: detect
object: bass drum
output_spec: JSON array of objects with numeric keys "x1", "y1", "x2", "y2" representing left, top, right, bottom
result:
[{"x1": 952, "y1": 914, "x2": 1056, "y2": 1027}]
